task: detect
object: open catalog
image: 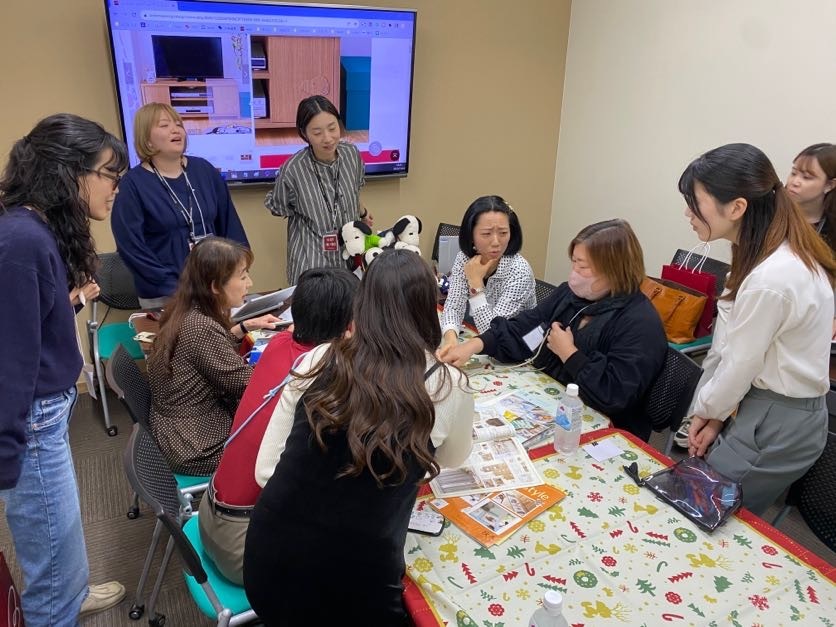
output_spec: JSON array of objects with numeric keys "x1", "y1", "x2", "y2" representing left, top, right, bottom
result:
[
  {"x1": 474, "y1": 390, "x2": 556, "y2": 449},
  {"x1": 429, "y1": 484, "x2": 565, "y2": 547},
  {"x1": 429, "y1": 395, "x2": 551, "y2": 499}
]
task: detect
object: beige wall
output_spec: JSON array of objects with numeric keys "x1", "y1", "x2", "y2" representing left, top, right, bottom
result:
[
  {"x1": 1, "y1": 0, "x2": 570, "y2": 388},
  {"x1": 547, "y1": 0, "x2": 836, "y2": 284}
]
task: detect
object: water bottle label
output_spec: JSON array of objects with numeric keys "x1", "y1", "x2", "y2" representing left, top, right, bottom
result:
[{"x1": 555, "y1": 414, "x2": 571, "y2": 430}]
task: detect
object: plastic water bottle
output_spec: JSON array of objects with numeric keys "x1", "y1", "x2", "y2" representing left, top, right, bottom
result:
[
  {"x1": 528, "y1": 590, "x2": 569, "y2": 627},
  {"x1": 553, "y1": 383, "x2": 583, "y2": 455}
]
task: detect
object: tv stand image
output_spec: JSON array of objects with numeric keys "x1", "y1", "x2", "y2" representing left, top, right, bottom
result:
[{"x1": 141, "y1": 79, "x2": 240, "y2": 118}]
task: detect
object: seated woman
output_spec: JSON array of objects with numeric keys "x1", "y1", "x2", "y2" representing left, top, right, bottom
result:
[
  {"x1": 440, "y1": 195, "x2": 536, "y2": 349},
  {"x1": 112, "y1": 103, "x2": 249, "y2": 308},
  {"x1": 786, "y1": 143, "x2": 836, "y2": 255},
  {"x1": 244, "y1": 250, "x2": 474, "y2": 625},
  {"x1": 682, "y1": 143, "x2": 834, "y2": 516},
  {"x1": 440, "y1": 219, "x2": 667, "y2": 441},
  {"x1": 147, "y1": 237, "x2": 279, "y2": 476}
]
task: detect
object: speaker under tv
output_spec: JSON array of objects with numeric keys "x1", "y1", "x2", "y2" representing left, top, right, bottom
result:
[{"x1": 104, "y1": 0, "x2": 417, "y2": 185}]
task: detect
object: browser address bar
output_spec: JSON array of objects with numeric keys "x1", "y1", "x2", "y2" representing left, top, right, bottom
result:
[{"x1": 141, "y1": 11, "x2": 358, "y2": 28}]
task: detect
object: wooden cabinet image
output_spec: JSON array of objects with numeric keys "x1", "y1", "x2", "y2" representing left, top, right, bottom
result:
[
  {"x1": 140, "y1": 79, "x2": 240, "y2": 118},
  {"x1": 252, "y1": 36, "x2": 341, "y2": 129}
]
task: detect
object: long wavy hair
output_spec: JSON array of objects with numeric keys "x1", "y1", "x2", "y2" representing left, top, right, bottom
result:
[
  {"x1": 151, "y1": 237, "x2": 253, "y2": 370},
  {"x1": 678, "y1": 143, "x2": 836, "y2": 299},
  {"x1": 300, "y1": 249, "x2": 452, "y2": 487},
  {"x1": 0, "y1": 113, "x2": 128, "y2": 287}
]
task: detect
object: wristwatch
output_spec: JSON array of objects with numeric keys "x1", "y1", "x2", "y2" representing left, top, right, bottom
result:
[{"x1": 469, "y1": 285, "x2": 484, "y2": 297}]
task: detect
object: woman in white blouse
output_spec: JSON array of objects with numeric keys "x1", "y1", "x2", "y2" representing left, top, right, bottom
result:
[
  {"x1": 439, "y1": 195, "x2": 536, "y2": 351},
  {"x1": 680, "y1": 143, "x2": 836, "y2": 515}
]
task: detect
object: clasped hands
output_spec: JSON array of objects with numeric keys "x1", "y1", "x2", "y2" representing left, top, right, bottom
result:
[{"x1": 687, "y1": 415, "x2": 724, "y2": 457}]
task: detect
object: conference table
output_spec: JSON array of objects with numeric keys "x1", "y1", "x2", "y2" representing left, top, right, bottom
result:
[{"x1": 403, "y1": 358, "x2": 836, "y2": 626}]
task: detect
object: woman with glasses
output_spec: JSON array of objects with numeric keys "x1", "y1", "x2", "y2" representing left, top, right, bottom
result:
[
  {"x1": 112, "y1": 103, "x2": 249, "y2": 308},
  {"x1": 0, "y1": 113, "x2": 128, "y2": 625}
]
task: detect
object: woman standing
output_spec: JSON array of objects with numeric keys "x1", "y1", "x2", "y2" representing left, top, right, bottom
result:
[
  {"x1": 681, "y1": 143, "x2": 835, "y2": 515},
  {"x1": 266, "y1": 95, "x2": 371, "y2": 285},
  {"x1": 0, "y1": 114, "x2": 127, "y2": 625},
  {"x1": 147, "y1": 236, "x2": 278, "y2": 476},
  {"x1": 112, "y1": 103, "x2": 249, "y2": 307},
  {"x1": 786, "y1": 143, "x2": 836, "y2": 255},
  {"x1": 245, "y1": 250, "x2": 473, "y2": 625},
  {"x1": 440, "y1": 195, "x2": 536, "y2": 348}
]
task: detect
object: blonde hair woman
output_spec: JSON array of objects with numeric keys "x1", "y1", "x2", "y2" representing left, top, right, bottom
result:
[{"x1": 111, "y1": 102, "x2": 249, "y2": 307}]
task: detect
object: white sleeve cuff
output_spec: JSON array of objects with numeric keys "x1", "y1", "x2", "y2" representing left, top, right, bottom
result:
[{"x1": 468, "y1": 291, "x2": 488, "y2": 310}]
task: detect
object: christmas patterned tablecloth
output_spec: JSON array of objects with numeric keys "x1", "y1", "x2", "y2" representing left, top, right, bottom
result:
[{"x1": 404, "y1": 428, "x2": 836, "y2": 627}]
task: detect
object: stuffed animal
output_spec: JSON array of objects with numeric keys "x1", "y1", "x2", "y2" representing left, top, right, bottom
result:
[
  {"x1": 339, "y1": 221, "x2": 384, "y2": 260},
  {"x1": 391, "y1": 215, "x2": 422, "y2": 248},
  {"x1": 394, "y1": 241, "x2": 421, "y2": 254},
  {"x1": 362, "y1": 246, "x2": 384, "y2": 269}
]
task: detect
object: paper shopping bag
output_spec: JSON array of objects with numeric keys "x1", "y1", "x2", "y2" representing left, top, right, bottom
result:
[{"x1": 641, "y1": 277, "x2": 707, "y2": 344}]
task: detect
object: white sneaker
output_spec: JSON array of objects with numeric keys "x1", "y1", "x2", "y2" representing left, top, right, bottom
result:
[
  {"x1": 673, "y1": 418, "x2": 692, "y2": 449},
  {"x1": 79, "y1": 581, "x2": 126, "y2": 618}
]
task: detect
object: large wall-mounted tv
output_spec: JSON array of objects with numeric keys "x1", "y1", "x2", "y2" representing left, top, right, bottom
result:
[{"x1": 104, "y1": 0, "x2": 417, "y2": 184}]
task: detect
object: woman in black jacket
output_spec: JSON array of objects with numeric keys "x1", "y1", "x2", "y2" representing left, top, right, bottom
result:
[{"x1": 440, "y1": 219, "x2": 667, "y2": 440}]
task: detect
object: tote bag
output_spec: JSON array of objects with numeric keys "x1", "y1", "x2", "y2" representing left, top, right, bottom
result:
[
  {"x1": 0, "y1": 551, "x2": 24, "y2": 627},
  {"x1": 640, "y1": 277, "x2": 707, "y2": 344},
  {"x1": 661, "y1": 245, "x2": 718, "y2": 338}
]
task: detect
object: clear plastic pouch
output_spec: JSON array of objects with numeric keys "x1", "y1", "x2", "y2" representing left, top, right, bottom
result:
[{"x1": 624, "y1": 456, "x2": 742, "y2": 532}]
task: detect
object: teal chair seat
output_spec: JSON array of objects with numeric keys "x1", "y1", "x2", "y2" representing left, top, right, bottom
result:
[
  {"x1": 174, "y1": 473, "x2": 211, "y2": 491},
  {"x1": 182, "y1": 516, "x2": 253, "y2": 618},
  {"x1": 98, "y1": 322, "x2": 144, "y2": 360},
  {"x1": 669, "y1": 334, "x2": 712, "y2": 354}
]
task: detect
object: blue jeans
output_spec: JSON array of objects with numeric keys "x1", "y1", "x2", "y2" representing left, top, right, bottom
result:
[{"x1": 0, "y1": 387, "x2": 89, "y2": 627}]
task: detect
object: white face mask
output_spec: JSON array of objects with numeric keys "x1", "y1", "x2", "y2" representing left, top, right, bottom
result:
[{"x1": 568, "y1": 270, "x2": 610, "y2": 301}]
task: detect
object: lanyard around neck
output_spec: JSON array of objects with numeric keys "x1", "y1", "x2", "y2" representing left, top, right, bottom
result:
[
  {"x1": 309, "y1": 147, "x2": 341, "y2": 226},
  {"x1": 151, "y1": 160, "x2": 207, "y2": 241}
]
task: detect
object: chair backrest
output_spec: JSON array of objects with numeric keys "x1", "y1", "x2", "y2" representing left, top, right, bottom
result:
[
  {"x1": 642, "y1": 347, "x2": 703, "y2": 432},
  {"x1": 534, "y1": 278, "x2": 558, "y2": 304},
  {"x1": 123, "y1": 424, "x2": 209, "y2": 584},
  {"x1": 96, "y1": 251, "x2": 141, "y2": 310},
  {"x1": 106, "y1": 343, "x2": 151, "y2": 429},
  {"x1": 671, "y1": 249, "x2": 730, "y2": 297},
  {"x1": 431, "y1": 222, "x2": 461, "y2": 262},
  {"x1": 786, "y1": 429, "x2": 836, "y2": 552}
]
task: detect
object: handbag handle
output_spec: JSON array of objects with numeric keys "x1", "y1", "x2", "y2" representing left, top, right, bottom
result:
[{"x1": 680, "y1": 242, "x2": 710, "y2": 273}]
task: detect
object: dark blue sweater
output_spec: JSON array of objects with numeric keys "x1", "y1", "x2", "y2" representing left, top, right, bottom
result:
[
  {"x1": 0, "y1": 207, "x2": 82, "y2": 489},
  {"x1": 111, "y1": 156, "x2": 249, "y2": 299}
]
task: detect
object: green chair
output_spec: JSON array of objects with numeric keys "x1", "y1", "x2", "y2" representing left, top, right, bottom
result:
[
  {"x1": 87, "y1": 252, "x2": 143, "y2": 436},
  {"x1": 123, "y1": 423, "x2": 257, "y2": 626}
]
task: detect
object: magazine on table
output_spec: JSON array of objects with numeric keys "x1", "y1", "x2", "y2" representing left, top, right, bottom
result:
[
  {"x1": 429, "y1": 483, "x2": 566, "y2": 547},
  {"x1": 475, "y1": 391, "x2": 557, "y2": 449}
]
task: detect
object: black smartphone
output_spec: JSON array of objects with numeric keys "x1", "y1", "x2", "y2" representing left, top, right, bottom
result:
[{"x1": 407, "y1": 503, "x2": 445, "y2": 536}]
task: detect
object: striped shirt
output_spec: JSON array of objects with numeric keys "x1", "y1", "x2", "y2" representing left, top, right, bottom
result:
[
  {"x1": 441, "y1": 251, "x2": 537, "y2": 334},
  {"x1": 265, "y1": 142, "x2": 365, "y2": 284}
]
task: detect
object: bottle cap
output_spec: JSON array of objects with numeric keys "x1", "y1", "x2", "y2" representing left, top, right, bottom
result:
[
  {"x1": 543, "y1": 589, "x2": 563, "y2": 612},
  {"x1": 566, "y1": 383, "x2": 579, "y2": 397}
]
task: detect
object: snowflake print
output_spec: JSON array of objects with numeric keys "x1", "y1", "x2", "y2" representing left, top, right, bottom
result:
[
  {"x1": 588, "y1": 492, "x2": 604, "y2": 502},
  {"x1": 623, "y1": 543, "x2": 638, "y2": 554},
  {"x1": 766, "y1": 575, "x2": 780, "y2": 586},
  {"x1": 516, "y1": 588, "x2": 530, "y2": 600},
  {"x1": 718, "y1": 539, "x2": 729, "y2": 548},
  {"x1": 619, "y1": 496, "x2": 628, "y2": 504},
  {"x1": 749, "y1": 594, "x2": 769, "y2": 610},
  {"x1": 413, "y1": 557, "x2": 433, "y2": 573},
  {"x1": 488, "y1": 603, "x2": 505, "y2": 616},
  {"x1": 645, "y1": 551, "x2": 657, "y2": 560}
]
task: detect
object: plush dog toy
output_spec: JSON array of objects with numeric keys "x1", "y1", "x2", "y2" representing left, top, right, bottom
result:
[
  {"x1": 339, "y1": 221, "x2": 383, "y2": 260},
  {"x1": 391, "y1": 215, "x2": 422, "y2": 248}
]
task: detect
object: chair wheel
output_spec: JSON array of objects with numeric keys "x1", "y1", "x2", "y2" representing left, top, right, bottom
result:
[
  {"x1": 107, "y1": 425, "x2": 118, "y2": 437},
  {"x1": 149, "y1": 613, "x2": 166, "y2": 627},
  {"x1": 126, "y1": 507, "x2": 140, "y2": 520},
  {"x1": 128, "y1": 603, "x2": 144, "y2": 620}
]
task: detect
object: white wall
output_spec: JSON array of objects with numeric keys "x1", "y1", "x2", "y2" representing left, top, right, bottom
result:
[{"x1": 546, "y1": 0, "x2": 836, "y2": 283}]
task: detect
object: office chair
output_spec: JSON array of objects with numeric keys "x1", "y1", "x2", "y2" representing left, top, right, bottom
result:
[
  {"x1": 123, "y1": 423, "x2": 257, "y2": 626},
  {"x1": 534, "y1": 278, "x2": 558, "y2": 304},
  {"x1": 106, "y1": 343, "x2": 210, "y2": 519},
  {"x1": 641, "y1": 347, "x2": 703, "y2": 455},
  {"x1": 772, "y1": 430, "x2": 836, "y2": 552},
  {"x1": 87, "y1": 251, "x2": 143, "y2": 436}
]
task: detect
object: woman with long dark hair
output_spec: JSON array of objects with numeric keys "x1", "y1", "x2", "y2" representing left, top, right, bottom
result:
[
  {"x1": 265, "y1": 95, "x2": 372, "y2": 284},
  {"x1": 0, "y1": 114, "x2": 128, "y2": 624},
  {"x1": 680, "y1": 143, "x2": 836, "y2": 515},
  {"x1": 244, "y1": 249, "x2": 473, "y2": 625},
  {"x1": 786, "y1": 143, "x2": 836, "y2": 255},
  {"x1": 147, "y1": 236, "x2": 278, "y2": 476}
]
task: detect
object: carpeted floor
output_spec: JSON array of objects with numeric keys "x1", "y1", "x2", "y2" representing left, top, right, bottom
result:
[{"x1": 1, "y1": 390, "x2": 833, "y2": 626}]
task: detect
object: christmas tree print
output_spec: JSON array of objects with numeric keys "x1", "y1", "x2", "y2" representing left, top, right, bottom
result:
[
  {"x1": 473, "y1": 546, "x2": 495, "y2": 560},
  {"x1": 733, "y1": 534, "x2": 752, "y2": 548},
  {"x1": 713, "y1": 575, "x2": 732, "y2": 592},
  {"x1": 636, "y1": 579, "x2": 656, "y2": 596}
]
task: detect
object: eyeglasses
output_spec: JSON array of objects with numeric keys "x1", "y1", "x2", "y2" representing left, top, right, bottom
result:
[{"x1": 84, "y1": 167, "x2": 122, "y2": 189}]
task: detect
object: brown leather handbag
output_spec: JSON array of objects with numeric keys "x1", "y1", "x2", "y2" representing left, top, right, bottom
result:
[{"x1": 640, "y1": 276, "x2": 707, "y2": 344}]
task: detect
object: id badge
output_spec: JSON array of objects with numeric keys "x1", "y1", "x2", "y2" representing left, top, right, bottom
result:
[{"x1": 322, "y1": 231, "x2": 339, "y2": 252}]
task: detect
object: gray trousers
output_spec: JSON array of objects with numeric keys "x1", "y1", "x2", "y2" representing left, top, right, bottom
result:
[
  {"x1": 707, "y1": 387, "x2": 828, "y2": 516},
  {"x1": 197, "y1": 493, "x2": 250, "y2": 585}
]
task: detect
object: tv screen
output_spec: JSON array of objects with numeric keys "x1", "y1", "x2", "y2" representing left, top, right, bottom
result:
[
  {"x1": 152, "y1": 35, "x2": 224, "y2": 80},
  {"x1": 104, "y1": 0, "x2": 417, "y2": 184}
]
